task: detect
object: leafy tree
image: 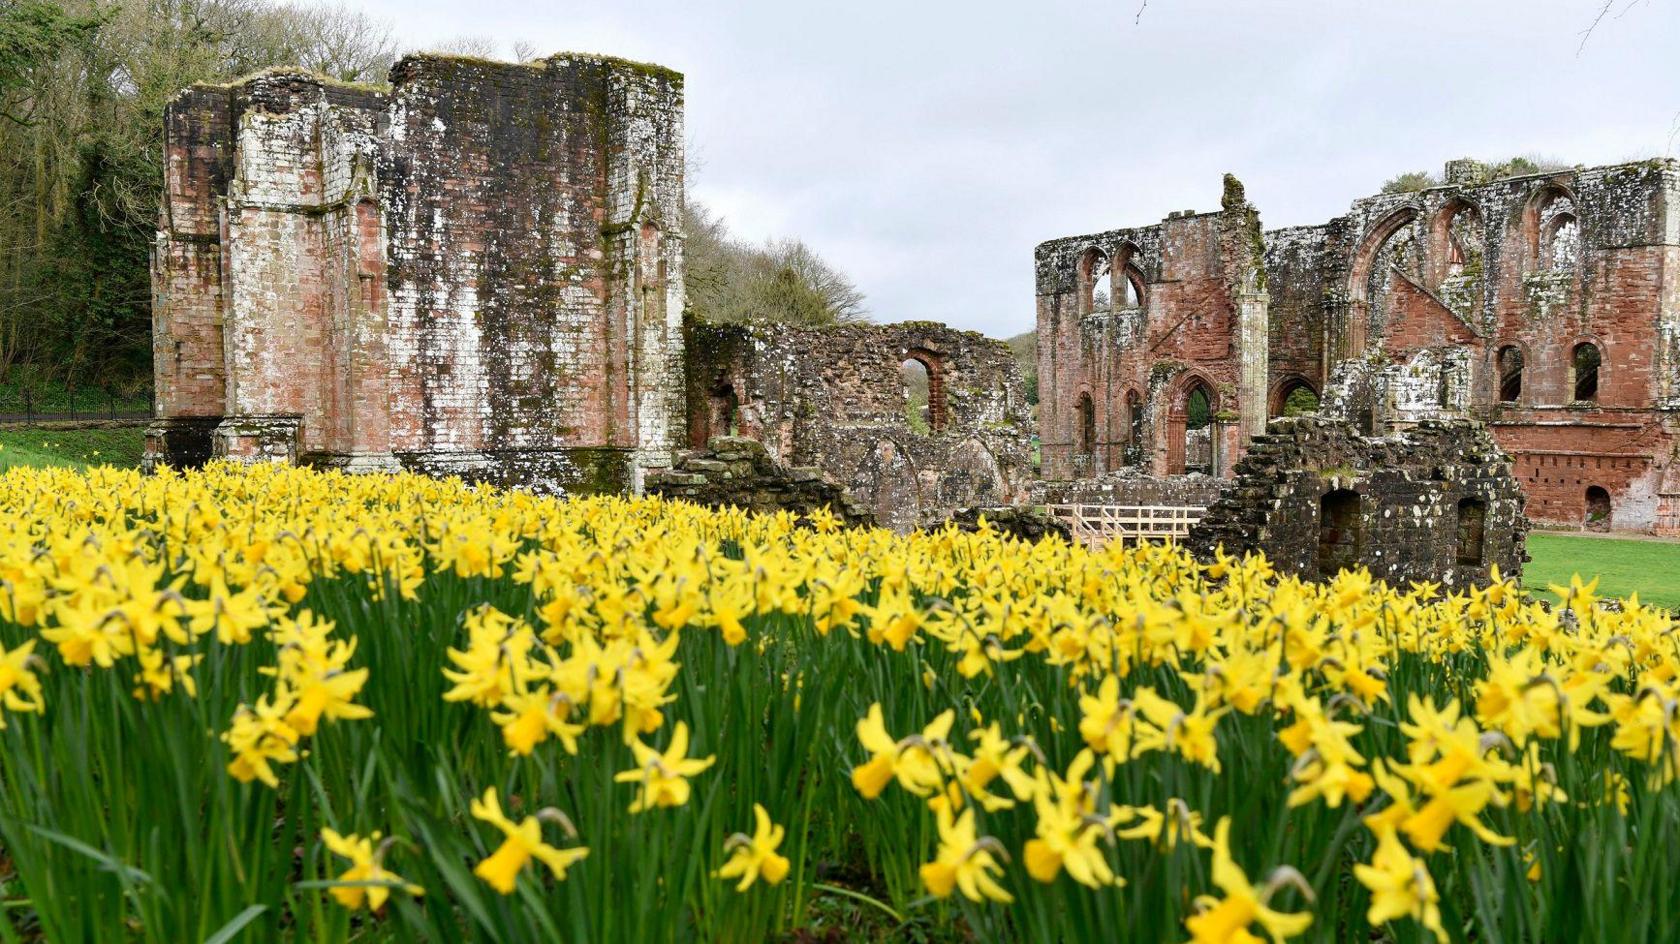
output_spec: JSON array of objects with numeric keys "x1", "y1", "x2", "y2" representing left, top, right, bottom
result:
[{"x1": 682, "y1": 197, "x2": 867, "y2": 326}]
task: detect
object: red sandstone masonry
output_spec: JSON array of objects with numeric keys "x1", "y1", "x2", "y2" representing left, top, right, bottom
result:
[
  {"x1": 149, "y1": 54, "x2": 687, "y2": 491},
  {"x1": 1038, "y1": 160, "x2": 1680, "y2": 534}
]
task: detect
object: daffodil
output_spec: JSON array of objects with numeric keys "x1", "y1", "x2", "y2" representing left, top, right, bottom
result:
[
  {"x1": 0, "y1": 638, "x2": 45, "y2": 726},
  {"x1": 920, "y1": 805, "x2": 1013, "y2": 904},
  {"x1": 715, "y1": 804, "x2": 790, "y2": 891},
  {"x1": 1183, "y1": 818, "x2": 1313, "y2": 944},
  {"x1": 319, "y1": 828, "x2": 423, "y2": 911},
  {"x1": 615, "y1": 721, "x2": 716, "y2": 812},
  {"x1": 469, "y1": 787, "x2": 589, "y2": 893},
  {"x1": 1353, "y1": 826, "x2": 1445, "y2": 942}
]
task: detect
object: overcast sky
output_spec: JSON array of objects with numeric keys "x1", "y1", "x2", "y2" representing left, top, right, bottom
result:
[{"x1": 359, "y1": 0, "x2": 1680, "y2": 339}]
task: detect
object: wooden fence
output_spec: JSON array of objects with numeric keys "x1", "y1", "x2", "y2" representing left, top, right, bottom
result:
[{"x1": 1043, "y1": 503, "x2": 1207, "y2": 549}]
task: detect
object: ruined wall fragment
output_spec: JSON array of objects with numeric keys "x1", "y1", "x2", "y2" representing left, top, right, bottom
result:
[{"x1": 682, "y1": 316, "x2": 1033, "y2": 532}]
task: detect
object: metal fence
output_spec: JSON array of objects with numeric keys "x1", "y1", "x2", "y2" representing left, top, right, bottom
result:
[
  {"x1": 1043, "y1": 503, "x2": 1207, "y2": 549},
  {"x1": 0, "y1": 385, "x2": 153, "y2": 425}
]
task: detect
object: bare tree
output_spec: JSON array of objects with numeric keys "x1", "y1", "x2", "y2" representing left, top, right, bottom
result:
[
  {"x1": 423, "y1": 35, "x2": 500, "y2": 59},
  {"x1": 267, "y1": 1, "x2": 399, "y2": 82}
]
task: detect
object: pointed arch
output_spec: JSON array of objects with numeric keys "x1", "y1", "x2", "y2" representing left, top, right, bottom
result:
[
  {"x1": 1344, "y1": 206, "x2": 1422, "y2": 359},
  {"x1": 1078, "y1": 247, "x2": 1111, "y2": 315}
]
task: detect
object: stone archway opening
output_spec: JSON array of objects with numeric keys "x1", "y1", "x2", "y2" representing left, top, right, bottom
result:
[
  {"x1": 1317, "y1": 489, "x2": 1362, "y2": 578},
  {"x1": 1074, "y1": 392, "x2": 1096, "y2": 477},
  {"x1": 1124, "y1": 389, "x2": 1145, "y2": 467},
  {"x1": 1585, "y1": 485, "x2": 1612, "y2": 532},
  {"x1": 1497, "y1": 346, "x2": 1524, "y2": 403},
  {"x1": 1272, "y1": 378, "x2": 1320, "y2": 418},
  {"x1": 1183, "y1": 382, "x2": 1214, "y2": 475}
]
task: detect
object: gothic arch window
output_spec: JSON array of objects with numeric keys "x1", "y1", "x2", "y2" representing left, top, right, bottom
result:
[
  {"x1": 1435, "y1": 201, "x2": 1483, "y2": 280},
  {"x1": 1496, "y1": 345, "x2": 1524, "y2": 403},
  {"x1": 1571, "y1": 342, "x2": 1601, "y2": 403},
  {"x1": 1124, "y1": 389, "x2": 1145, "y2": 466},
  {"x1": 1110, "y1": 245, "x2": 1146, "y2": 309},
  {"x1": 1074, "y1": 392, "x2": 1097, "y2": 476},
  {"x1": 1347, "y1": 207, "x2": 1421, "y2": 357},
  {"x1": 1182, "y1": 382, "x2": 1214, "y2": 475},
  {"x1": 1534, "y1": 190, "x2": 1580, "y2": 271},
  {"x1": 1080, "y1": 249, "x2": 1111, "y2": 315}
]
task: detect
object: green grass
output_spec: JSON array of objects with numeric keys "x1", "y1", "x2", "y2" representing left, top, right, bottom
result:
[
  {"x1": 1524, "y1": 531, "x2": 1680, "y2": 612},
  {"x1": 0, "y1": 426, "x2": 147, "y2": 470}
]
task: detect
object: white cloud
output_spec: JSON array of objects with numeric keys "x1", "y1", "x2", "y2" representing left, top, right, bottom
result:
[{"x1": 359, "y1": 0, "x2": 1680, "y2": 337}]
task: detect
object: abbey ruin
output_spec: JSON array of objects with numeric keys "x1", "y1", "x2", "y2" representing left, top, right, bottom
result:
[
  {"x1": 1038, "y1": 160, "x2": 1680, "y2": 537},
  {"x1": 147, "y1": 49, "x2": 1680, "y2": 584}
]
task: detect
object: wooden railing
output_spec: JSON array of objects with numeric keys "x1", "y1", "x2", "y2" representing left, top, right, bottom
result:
[{"x1": 1043, "y1": 503, "x2": 1207, "y2": 549}]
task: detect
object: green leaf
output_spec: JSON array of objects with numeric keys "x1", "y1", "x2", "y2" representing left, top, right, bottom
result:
[{"x1": 201, "y1": 904, "x2": 266, "y2": 944}]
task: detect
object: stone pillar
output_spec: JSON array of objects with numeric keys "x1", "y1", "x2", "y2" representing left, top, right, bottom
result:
[{"x1": 1236, "y1": 287, "x2": 1270, "y2": 442}]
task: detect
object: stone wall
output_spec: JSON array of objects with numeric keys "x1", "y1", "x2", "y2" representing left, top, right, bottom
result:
[
  {"x1": 1038, "y1": 160, "x2": 1680, "y2": 534},
  {"x1": 147, "y1": 53, "x2": 687, "y2": 494},
  {"x1": 1035, "y1": 175, "x2": 1269, "y2": 482},
  {"x1": 683, "y1": 317, "x2": 1033, "y2": 532},
  {"x1": 1030, "y1": 471, "x2": 1227, "y2": 509},
  {"x1": 645, "y1": 436, "x2": 871, "y2": 526},
  {"x1": 1187, "y1": 417, "x2": 1527, "y2": 588}
]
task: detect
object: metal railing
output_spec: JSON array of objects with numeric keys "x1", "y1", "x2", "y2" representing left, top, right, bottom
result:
[{"x1": 1044, "y1": 503, "x2": 1207, "y2": 549}]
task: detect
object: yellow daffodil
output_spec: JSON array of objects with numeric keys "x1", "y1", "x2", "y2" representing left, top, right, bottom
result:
[
  {"x1": 469, "y1": 787, "x2": 589, "y2": 893},
  {"x1": 715, "y1": 804, "x2": 790, "y2": 891},
  {"x1": 319, "y1": 828, "x2": 423, "y2": 911}
]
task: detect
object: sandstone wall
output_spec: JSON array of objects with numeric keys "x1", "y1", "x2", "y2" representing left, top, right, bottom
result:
[
  {"x1": 1188, "y1": 417, "x2": 1527, "y2": 588},
  {"x1": 1038, "y1": 160, "x2": 1680, "y2": 533},
  {"x1": 147, "y1": 53, "x2": 686, "y2": 494},
  {"x1": 683, "y1": 317, "x2": 1033, "y2": 532}
]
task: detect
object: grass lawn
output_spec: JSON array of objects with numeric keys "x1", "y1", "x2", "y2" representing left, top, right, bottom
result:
[
  {"x1": 0, "y1": 426, "x2": 147, "y2": 471},
  {"x1": 1525, "y1": 531, "x2": 1680, "y2": 612}
]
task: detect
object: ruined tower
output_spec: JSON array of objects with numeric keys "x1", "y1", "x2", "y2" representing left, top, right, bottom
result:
[{"x1": 148, "y1": 53, "x2": 687, "y2": 492}]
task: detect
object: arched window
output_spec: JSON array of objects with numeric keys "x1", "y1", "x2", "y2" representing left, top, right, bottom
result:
[
  {"x1": 1317, "y1": 489, "x2": 1362, "y2": 578},
  {"x1": 1183, "y1": 383, "x2": 1214, "y2": 475},
  {"x1": 1440, "y1": 203, "x2": 1482, "y2": 279},
  {"x1": 1456, "y1": 498, "x2": 1487, "y2": 566},
  {"x1": 1538, "y1": 194, "x2": 1580, "y2": 271},
  {"x1": 1075, "y1": 392, "x2": 1096, "y2": 476},
  {"x1": 1118, "y1": 266, "x2": 1144, "y2": 308},
  {"x1": 1081, "y1": 250, "x2": 1111, "y2": 315},
  {"x1": 1571, "y1": 342, "x2": 1600, "y2": 403},
  {"x1": 1271, "y1": 378, "x2": 1320, "y2": 418},
  {"x1": 900, "y1": 354, "x2": 946, "y2": 432},
  {"x1": 1496, "y1": 346, "x2": 1524, "y2": 403},
  {"x1": 1585, "y1": 485, "x2": 1612, "y2": 532},
  {"x1": 1125, "y1": 390, "x2": 1145, "y2": 466}
]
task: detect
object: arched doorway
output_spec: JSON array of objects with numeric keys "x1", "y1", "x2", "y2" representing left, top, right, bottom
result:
[
  {"x1": 1182, "y1": 382, "x2": 1214, "y2": 475},
  {"x1": 1585, "y1": 486, "x2": 1611, "y2": 532},
  {"x1": 901, "y1": 358, "x2": 931, "y2": 433},
  {"x1": 1074, "y1": 392, "x2": 1096, "y2": 477},
  {"x1": 1124, "y1": 390, "x2": 1145, "y2": 467},
  {"x1": 1271, "y1": 378, "x2": 1320, "y2": 418}
]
